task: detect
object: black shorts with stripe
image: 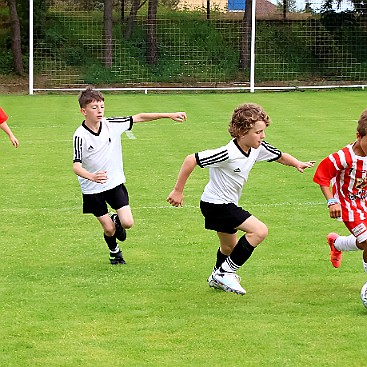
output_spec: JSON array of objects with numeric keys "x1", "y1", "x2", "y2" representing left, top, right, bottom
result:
[{"x1": 200, "y1": 201, "x2": 251, "y2": 234}]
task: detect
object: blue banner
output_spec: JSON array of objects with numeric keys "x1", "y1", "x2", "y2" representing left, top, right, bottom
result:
[{"x1": 228, "y1": 0, "x2": 246, "y2": 11}]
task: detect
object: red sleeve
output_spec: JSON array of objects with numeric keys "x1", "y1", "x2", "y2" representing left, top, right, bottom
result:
[
  {"x1": 0, "y1": 107, "x2": 8, "y2": 124},
  {"x1": 313, "y1": 156, "x2": 338, "y2": 186}
]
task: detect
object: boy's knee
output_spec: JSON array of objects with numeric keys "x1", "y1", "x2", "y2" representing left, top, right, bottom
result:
[
  {"x1": 255, "y1": 223, "x2": 269, "y2": 243},
  {"x1": 359, "y1": 240, "x2": 367, "y2": 250},
  {"x1": 248, "y1": 223, "x2": 268, "y2": 246},
  {"x1": 259, "y1": 224, "x2": 268, "y2": 241},
  {"x1": 122, "y1": 219, "x2": 134, "y2": 229},
  {"x1": 104, "y1": 224, "x2": 116, "y2": 237}
]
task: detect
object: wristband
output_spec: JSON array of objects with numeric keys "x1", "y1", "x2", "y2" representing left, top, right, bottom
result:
[{"x1": 327, "y1": 198, "x2": 339, "y2": 207}]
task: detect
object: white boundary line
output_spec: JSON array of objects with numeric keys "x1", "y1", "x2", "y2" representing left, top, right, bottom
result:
[
  {"x1": 135, "y1": 201, "x2": 324, "y2": 209},
  {"x1": 125, "y1": 131, "x2": 136, "y2": 140},
  {"x1": 31, "y1": 85, "x2": 367, "y2": 94},
  {"x1": 3, "y1": 201, "x2": 324, "y2": 213}
]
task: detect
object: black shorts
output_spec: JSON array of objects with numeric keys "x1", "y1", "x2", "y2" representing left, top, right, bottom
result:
[
  {"x1": 82, "y1": 183, "x2": 129, "y2": 217},
  {"x1": 200, "y1": 201, "x2": 251, "y2": 234}
]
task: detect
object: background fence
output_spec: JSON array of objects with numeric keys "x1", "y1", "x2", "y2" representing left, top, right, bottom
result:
[{"x1": 31, "y1": 0, "x2": 367, "y2": 92}]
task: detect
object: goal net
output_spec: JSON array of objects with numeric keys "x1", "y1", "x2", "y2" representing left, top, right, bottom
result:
[{"x1": 30, "y1": 0, "x2": 367, "y2": 92}]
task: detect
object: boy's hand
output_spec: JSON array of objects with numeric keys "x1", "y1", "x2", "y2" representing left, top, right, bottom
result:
[
  {"x1": 93, "y1": 170, "x2": 108, "y2": 184},
  {"x1": 296, "y1": 160, "x2": 316, "y2": 173},
  {"x1": 170, "y1": 112, "x2": 187, "y2": 123},
  {"x1": 329, "y1": 203, "x2": 342, "y2": 219},
  {"x1": 166, "y1": 190, "x2": 184, "y2": 207},
  {"x1": 10, "y1": 136, "x2": 19, "y2": 148}
]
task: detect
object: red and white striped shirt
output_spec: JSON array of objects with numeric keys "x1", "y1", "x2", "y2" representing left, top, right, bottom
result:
[
  {"x1": 313, "y1": 143, "x2": 367, "y2": 221},
  {"x1": 0, "y1": 107, "x2": 8, "y2": 124}
]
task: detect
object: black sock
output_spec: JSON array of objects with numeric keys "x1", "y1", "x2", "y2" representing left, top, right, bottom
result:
[
  {"x1": 221, "y1": 235, "x2": 254, "y2": 271},
  {"x1": 215, "y1": 248, "x2": 228, "y2": 269},
  {"x1": 104, "y1": 233, "x2": 118, "y2": 252}
]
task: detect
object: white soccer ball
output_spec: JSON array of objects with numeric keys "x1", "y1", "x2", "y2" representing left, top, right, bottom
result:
[{"x1": 360, "y1": 281, "x2": 367, "y2": 308}]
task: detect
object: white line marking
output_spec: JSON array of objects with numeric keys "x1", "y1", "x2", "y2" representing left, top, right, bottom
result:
[
  {"x1": 125, "y1": 131, "x2": 136, "y2": 139},
  {"x1": 2, "y1": 201, "x2": 324, "y2": 213}
]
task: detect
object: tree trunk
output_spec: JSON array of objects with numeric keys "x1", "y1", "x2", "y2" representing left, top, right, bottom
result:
[
  {"x1": 103, "y1": 0, "x2": 113, "y2": 68},
  {"x1": 121, "y1": 0, "x2": 125, "y2": 21},
  {"x1": 124, "y1": 0, "x2": 141, "y2": 40},
  {"x1": 7, "y1": 0, "x2": 24, "y2": 75},
  {"x1": 147, "y1": 0, "x2": 158, "y2": 65},
  {"x1": 283, "y1": 0, "x2": 287, "y2": 21},
  {"x1": 239, "y1": 0, "x2": 252, "y2": 71}
]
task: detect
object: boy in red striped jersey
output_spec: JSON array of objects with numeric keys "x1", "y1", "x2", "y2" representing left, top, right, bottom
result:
[
  {"x1": 313, "y1": 109, "x2": 367, "y2": 272},
  {"x1": 0, "y1": 107, "x2": 19, "y2": 147}
]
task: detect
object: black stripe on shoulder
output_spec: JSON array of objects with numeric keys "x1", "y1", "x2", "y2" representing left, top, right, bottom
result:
[
  {"x1": 73, "y1": 135, "x2": 83, "y2": 162},
  {"x1": 261, "y1": 140, "x2": 281, "y2": 157},
  {"x1": 106, "y1": 116, "x2": 131, "y2": 124},
  {"x1": 199, "y1": 149, "x2": 229, "y2": 167},
  {"x1": 195, "y1": 153, "x2": 203, "y2": 168}
]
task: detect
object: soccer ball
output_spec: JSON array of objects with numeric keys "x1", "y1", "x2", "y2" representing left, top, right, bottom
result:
[{"x1": 360, "y1": 281, "x2": 367, "y2": 308}]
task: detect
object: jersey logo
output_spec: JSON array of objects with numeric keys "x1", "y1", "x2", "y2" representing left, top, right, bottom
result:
[
  {"x1": 356, "y1": 177, "x2": 367, "y2": 190},
  {"x1": 234, "y1": 168, "x2": 241, "y2": 172},
  {"x1": 88, "y1": 145, "x2": 94, "y2": 151}
]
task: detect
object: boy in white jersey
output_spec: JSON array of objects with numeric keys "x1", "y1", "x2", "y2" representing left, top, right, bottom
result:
[
  {"x1": 313, "y1": 108, "x2": 367, "y2": 274},
  {"x1": 73, "y1": 87, "x2": 186, "y2": 264},
  {"x1": 167, "y1": 103, "x2": 315, "y2": 295}
]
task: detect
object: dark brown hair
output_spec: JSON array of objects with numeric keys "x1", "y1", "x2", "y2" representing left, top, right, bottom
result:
[
  {"x1": 357, "y1": 109, "x2": 367, "y2": 137},
  {"x1": 78, "y1": 86, "x2": 104, "y2": 108}
]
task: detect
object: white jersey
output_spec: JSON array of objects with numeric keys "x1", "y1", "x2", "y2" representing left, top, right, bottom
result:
[
  {"x1": 196, "y1": 139, "x2": 281, "y2": 205},
  {"x1": 73, "y1": 116, "x2": 133, "y2": 194}
]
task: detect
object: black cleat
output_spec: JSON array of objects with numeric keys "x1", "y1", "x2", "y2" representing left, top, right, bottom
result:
[
  {"x1": 110, "y1": 213, "x2": 127, "y2": 242},
  {"x1": 109, "y1": 250, "x2": 126, "y2": 265}
]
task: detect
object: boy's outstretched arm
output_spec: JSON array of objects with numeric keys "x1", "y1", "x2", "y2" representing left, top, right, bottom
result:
[
  {"x1": 166, "y1": 154, "x2": 197, "y2": 207},
  {"x1": 0, "y1": 122, "x2": 19, "y2": 147},
  {"x1": 132, "y1": 112, "x2": 186, "y2": 123},
  {"x1": 277, "y1": 152, "x2": 315, "y2": 173}
]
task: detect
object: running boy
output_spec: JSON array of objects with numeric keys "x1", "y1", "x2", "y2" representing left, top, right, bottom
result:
[
  {"x1": 0, "y1": 107, "x2": 19, "y2": 147},
  {"x1": 167, "y1": 103, "x2": 315, "y2": 295},
  {"x1": 73, "y1": 87, "x2": 186, "y2": 264},
  {"x1": 313, "y1": 108, "x2": 367, "y2": 273}
]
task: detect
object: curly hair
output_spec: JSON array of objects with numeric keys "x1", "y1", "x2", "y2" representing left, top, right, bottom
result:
[
  {"x1": 228, "y1": 103, "x2": 271, "y2": 138},
  {"x1": 357, "y1": 109, "x2": 367, "y2": 137},
  {"x1": 78, "y1": 86, "x2": 104, "y2": 108}
]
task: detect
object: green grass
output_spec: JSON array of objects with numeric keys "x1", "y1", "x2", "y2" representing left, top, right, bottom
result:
[{"x1": 1, "y1": 89, "x2": 367, "y2": 366}]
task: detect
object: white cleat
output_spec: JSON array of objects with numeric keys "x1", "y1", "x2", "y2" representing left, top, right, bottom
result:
[
  {"x1": 213, "y1": 271, "x2": 246, "y2": 295},
  {"x1": 207, "y1": 273, "x2": 220, "y2": 289}
]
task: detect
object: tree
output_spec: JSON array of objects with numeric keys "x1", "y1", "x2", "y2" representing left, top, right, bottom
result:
[
  {"x1": 146, "y1": 0, "x2": 158, "y2": 65},
  {"x1": 276, "y1": 0, "x2": 297, "y2": 19},
  {"x1": 121, "y1": 0, "x2": 125, "y2": 21},
  {"x1": 304, "y1": 1, "x2": 314, "y2": 13},
  {"x1": 239, "y1": 0, "x2": 252, "y2": 71},
  {"x1": 351, "y1": 0, "x2": 367, "y2": 13},
  {"x1": 7, "y1": 0, "x2": 24, "y2": 75},
  {"x1": 124, "y1": 0, "x2": 148, "y2": 40},
  {"x1": 103, "y1": 0, "x2": 113, "y2": 68}
]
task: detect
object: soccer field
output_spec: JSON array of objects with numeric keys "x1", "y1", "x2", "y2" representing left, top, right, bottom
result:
[{"x1": 1, "y1": 90, "x2": 367, "y2": 366}]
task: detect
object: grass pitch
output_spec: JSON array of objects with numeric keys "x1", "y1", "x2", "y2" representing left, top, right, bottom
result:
[{"x1": 1, "y1": 90, "x2": 367, "y2": 367}]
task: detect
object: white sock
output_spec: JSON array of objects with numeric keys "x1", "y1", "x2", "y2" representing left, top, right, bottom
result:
[
  {"x1": 110, "y1": 246, "x2": 120, "y2": 254},
  {"x1": 363, "y1": 261, "x2": 367, "y2": 274},
  {"x1": 334, "y1": 234, "x2": 359, "y2": 252},
  {"x1": 220, "y1": 258, "x2": 238, "y2": 273}
]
